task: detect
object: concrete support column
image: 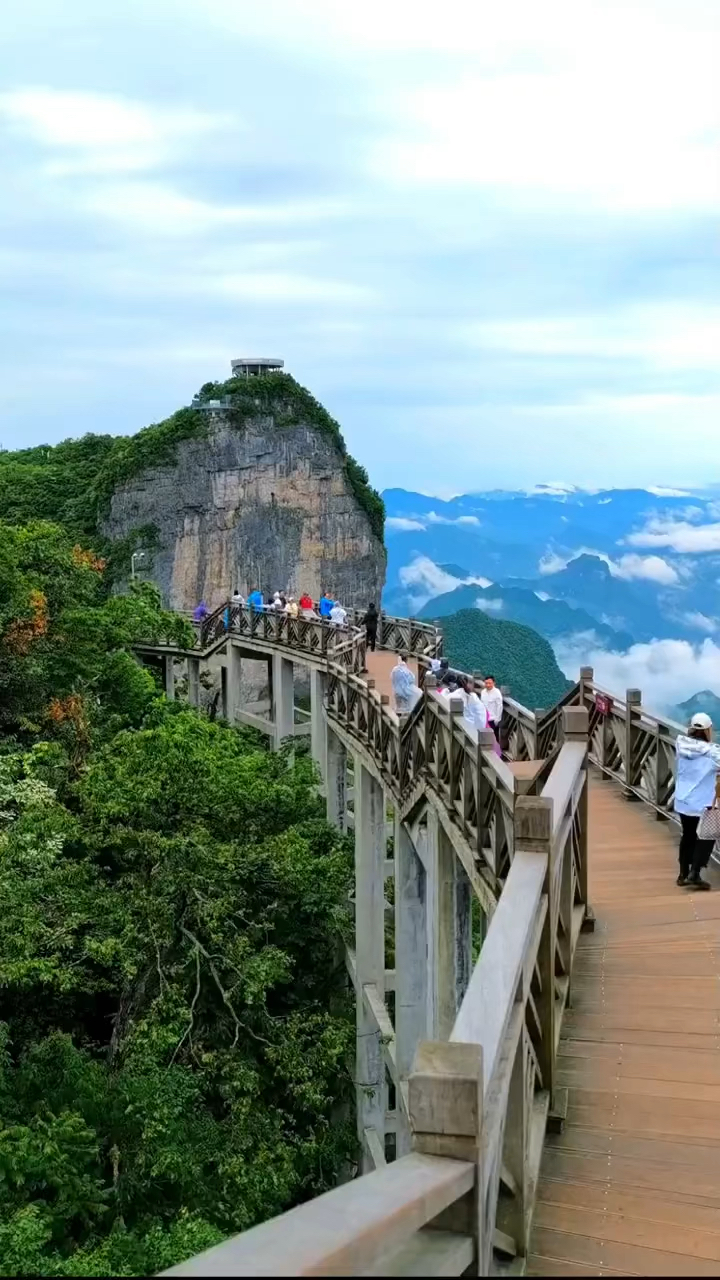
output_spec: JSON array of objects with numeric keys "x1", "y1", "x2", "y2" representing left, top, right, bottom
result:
[
  {"x1": 354, "y1": 761, "x2": 386, "y2": 1171},
  {"x1": 187, "y1": 656, "x2": 201, "y2": 708},
  {"x1": 394, "y1": 817, "x2": 427, "y2": 1157},
  {"x1": 225, "y1": 643, "x2": 243, "y2": 725},
  {"x1": 326, "y1": 727, "x2": 347, "y2": 830},
  {"x1": 271, "y1": 653, "x2": 294, "y2": 748},
  {"x1": 309, "y1": 667, "x2": 327, "y2": 785},
  {"x1": 163, "y1": 654, "x2": 175, "y2": 700},
  {"x1": 426, "y1": 809, "x2": 471, "y2": 1040}
]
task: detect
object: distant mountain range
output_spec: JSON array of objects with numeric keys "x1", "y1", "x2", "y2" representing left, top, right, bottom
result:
[{"x1": 382, "y1": 483, "x2": 720, "y2": 715}]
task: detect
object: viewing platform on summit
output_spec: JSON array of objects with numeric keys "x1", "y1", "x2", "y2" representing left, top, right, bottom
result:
[{"x1": 136, "y1": 603, "x2": 720, "y2": 1277}]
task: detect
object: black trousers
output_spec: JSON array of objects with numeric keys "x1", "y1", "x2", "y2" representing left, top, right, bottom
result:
[
  {"x1": 679, "y1": 814, "x2": 714, "y2": 878},
  {"x1": 366, "y1": 630, "x2": 377, "y2": 652}
]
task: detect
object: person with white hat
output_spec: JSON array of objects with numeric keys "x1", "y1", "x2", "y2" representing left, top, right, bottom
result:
[{"x1": 674, "y1": 712, "x2": 720, "y2": 889}]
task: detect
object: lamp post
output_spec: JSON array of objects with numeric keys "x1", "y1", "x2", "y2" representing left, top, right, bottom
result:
[{"x1": 130, "y1": 550, "x2": 147, "y2": 582}]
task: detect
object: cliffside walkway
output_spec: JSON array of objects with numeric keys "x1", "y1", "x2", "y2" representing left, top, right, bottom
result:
[{"x1": 134, "y1": 604, "x2": 718, "y2": 1276}]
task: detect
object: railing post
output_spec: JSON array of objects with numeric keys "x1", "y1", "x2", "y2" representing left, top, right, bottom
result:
[
  {"x1": 394, "y1": 817, "x2": 428, "y2": 1157},
  {"x1": 409, "y1": 1041, "x2": 484, "y2": 1271},
  {"x1": 579, "y1": 666, "x2": 594, "y2": 709},
  {"x1": 515, "y1": 796, "x2": 556, "y2": 1112},
  {"x1": 562, "y1": 708, "x2": 590, "y2": 925},
  {"x1": 624, "y1": 687, "x2": 642, "y2": 798},
  {"x1": 355, "y1": 762, "x2": 387, "y2": 1172}
]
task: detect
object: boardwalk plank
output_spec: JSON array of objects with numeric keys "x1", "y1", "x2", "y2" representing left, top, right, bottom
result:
[{"x1": 529, "y1": 775, "x2": 720, "y2": 1276}]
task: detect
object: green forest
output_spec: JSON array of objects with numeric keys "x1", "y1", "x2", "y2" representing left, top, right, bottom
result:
[
  {"x1": 439, "y1": 609, "x2": 573, "y2": 709},
  {"x1": 0, "y1": 521, "x2": 356, "y2": 1276}
]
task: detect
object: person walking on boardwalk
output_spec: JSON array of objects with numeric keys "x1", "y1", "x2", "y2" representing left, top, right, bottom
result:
[
  {"x1": 391, "y1": 652, "x2": 417, "y2": 716},
  {"x1": 674, "y1": 712, "x2": 720, "y2": 889},
  {"x1": 481, "y1": 674, "x2": 503, "y2": 734},
  {"x1": 363, "y1": 602, "x2": 379, "y2": 651}
]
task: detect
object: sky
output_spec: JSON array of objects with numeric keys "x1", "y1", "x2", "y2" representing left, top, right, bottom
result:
[{"x1": 1, "y1": 0, "x2": 719, "y2": 494}]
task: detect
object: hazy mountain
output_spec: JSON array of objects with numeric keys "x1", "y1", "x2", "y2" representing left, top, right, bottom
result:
[
  {"x1": 676, "y1": 691, "x2": 720, "y2": 727},
  {"x1": 438, "y1": 609, "x2": 572, "y2": 710},
  {"x1": 417, "y1": 581, "x2": 635, "y2": 651}
]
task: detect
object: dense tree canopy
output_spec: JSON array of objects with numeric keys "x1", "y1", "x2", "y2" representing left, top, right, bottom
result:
[{"x1": 0, "y1": 520, "x2": 355, "y2": 1276}]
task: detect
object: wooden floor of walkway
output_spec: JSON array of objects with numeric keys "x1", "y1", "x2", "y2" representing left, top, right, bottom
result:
[{"x1": 528, "y1": 774, "x2": 720, "y2": 1277}]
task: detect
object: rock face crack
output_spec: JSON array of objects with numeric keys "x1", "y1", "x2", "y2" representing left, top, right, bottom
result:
[{"x1": 103, "y1": 416, "x2": 386, "y2": 609}]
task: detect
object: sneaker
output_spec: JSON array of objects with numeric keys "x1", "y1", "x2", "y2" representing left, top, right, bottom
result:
[
  {"x1": 689, "y1": 875, "x2": 711, "y2": 891},
  {"x1": 677, "y1": 873, "x2": 689, "y2": 886}
]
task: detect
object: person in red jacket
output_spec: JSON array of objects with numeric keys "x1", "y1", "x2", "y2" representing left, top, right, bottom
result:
[{"x1": 298, "y1": 591, "x2": 315, "y2": 617}]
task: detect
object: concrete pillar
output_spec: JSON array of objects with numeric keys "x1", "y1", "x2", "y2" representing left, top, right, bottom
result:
[
  {"x1": 426, "y1": 809, "x2": 470, "y2": 1040},
  {"x1": 394, "y1": 817, "x2": 427, "y2": 1157},
  {"x1": 225, "y1": 643, "x2": 242, "y2": 725},
  {"x1": 355, "y1": 761, "x2": 387, "y2": 1171},
  {"x1": 326, "y1": 727, "x2": 347, "y2": 830},
  {"x1": 309, "y1": 667, "x2": 327, "y2": 785},
  {"x1": 187, "y1": 656, "x2": 201, "y2": 708},
  {"x1": 271, "y1": 653, "x2": 294, "y2": 748},
  {"x1": 163, "y1": 654, "x2": 175, "y2": 700}
]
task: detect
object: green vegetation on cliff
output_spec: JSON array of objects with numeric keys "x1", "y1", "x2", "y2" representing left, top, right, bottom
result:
[
  {"x1": 0, "y1": 520, "x2": 355, "y2": 1275},
  {"x1": 438, "y1": 608, "x2": 572, "y2": 709},
  {"x1": 0, "y1": 373, "x2": 385, "y2": 546}
]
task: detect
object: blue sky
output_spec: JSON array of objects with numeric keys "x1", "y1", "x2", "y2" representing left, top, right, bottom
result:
[{"x1": 1, "y1": 0, "x2": 719, "y2": 494}]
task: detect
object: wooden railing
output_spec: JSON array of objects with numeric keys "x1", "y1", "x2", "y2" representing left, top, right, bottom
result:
[{"x1": 163, "y1": 705, "x2": 590, "y2": 1278}]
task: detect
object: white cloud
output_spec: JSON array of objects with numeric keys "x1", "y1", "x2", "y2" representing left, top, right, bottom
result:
[
  {"x1": 683, "y1": 612, "x2": 718, "y2": 634},
  {"x1": 646, "y1": 486, "x2": 693, "y2": 498},
  {"x1": 464, "y1": 305, "x2": 720, "y2": 374},
  {"x1": 426, "y1": 510, "x2": 482, "y2": 527},
  {"x1": 553, "y1": 635, "x2": 720, "y2": 719},
  {"x1": 627, "y1": 519, "x2": 720, "y2": 554},
  {"x1": 398, "y1": 556, "x2": 492, "y2": 609},
  {"x1": 534, "y1": 590, "x2": 552, "y2": 601},
  {"x1": 476, "y1": 597, "x2": 504, "y2": 613},
  {"x1": 539, "y1": 546, "x2": 679, "y2": 585},
  {"x1": 386, "y1": 516, "x2": 426, "y2": 532},
  {"x1": 0, "y1": 87, "x2": 225, "y2": 174}
]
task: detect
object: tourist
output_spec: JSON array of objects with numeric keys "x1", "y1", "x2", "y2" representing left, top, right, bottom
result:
[
  {"x1": 391, "y1": 653, "x2": 417, "y2": 716},
  {"x1": 193, "y1": 601, "x2": 209, "y2": 623},
  {"x1": 271, "y1": 591, "x2": 284, "y2": 612},
  {"x1": 319, "y1": 592, "x2": 334, "y2": 619},
  {"x1": 330, "y1": 600, "x2": 348, "y2": 627},
  {"x1": 230, "y1": 588, "x2": 245, "y2": 607},
  {"x1": 299, "y1": 591, "x2": 314, "y2": 616},
  {"x1": 363, "y1": 602, "x2": 379, "y2": 651},
  {"x1": 674, "y1": 712, "x2": 720, "y2": 890},
  {"x1": 458, "y1": 676, "x2": 489, "y2": 734},
  {"x1": 481, "y1": 675, "x2": 504, "y2": 733},
  {"x1": 285, "y1": 596, "x2": 299, "y2": 618},
  {"x1": 247, "y1": 588, "x2": 263, "y2": 611}
]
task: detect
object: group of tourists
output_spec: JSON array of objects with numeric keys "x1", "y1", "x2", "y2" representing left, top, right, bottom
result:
[
  {"x1": 192, "y1": 590, "x2": 357, "y2": 629},
  {"x1": 390, "y1": 654, "x2": 504, "y2": 758}
]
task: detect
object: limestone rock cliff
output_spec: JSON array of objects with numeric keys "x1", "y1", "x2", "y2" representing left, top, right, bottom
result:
[{"x1": 103, "y1": 380, "x2": 386, "y2": 611}]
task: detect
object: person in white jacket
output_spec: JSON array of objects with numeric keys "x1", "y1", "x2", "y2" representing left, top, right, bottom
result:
[
  {"x1": 457, "y1": 676, "x2": 489, "y2": 734},
  {"x1": 674, "y1": 712, "x2": 720, "y2": 889}
]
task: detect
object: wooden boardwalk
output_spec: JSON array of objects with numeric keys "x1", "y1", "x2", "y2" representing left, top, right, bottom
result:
[{"x1": 528, "y1": 774, "x2": 720, "y2": 1277}]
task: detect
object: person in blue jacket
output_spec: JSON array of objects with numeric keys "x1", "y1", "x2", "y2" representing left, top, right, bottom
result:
[
  {"x1": 247, "y1": 588, "x2": 263, "y2": 611},
  {"x1": 319, "y1": 592, "x2": 333, "y2": 619}
]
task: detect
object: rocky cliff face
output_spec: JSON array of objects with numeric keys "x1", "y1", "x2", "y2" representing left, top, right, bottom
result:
[{"x1": 103, "y1": 406, "x2": 386, "y2": 611}]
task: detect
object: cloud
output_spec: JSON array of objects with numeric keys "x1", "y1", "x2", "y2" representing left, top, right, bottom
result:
[
  {"x1": 476, "y1": 597, "x2": 504, "y2": 613},
  {"x1": 646, "y1": 486, "x2": 693, "y2": 498},
  {"x1": 539, "y1": 547, "x2": 679, "y2": 585},
  {"x1": 426, "y1": 511, "x2": 482, "y2": 527},
  {"x1": 0, "y1": 87, "x2": 225, "y2": 174},
  {"x1": 553, "y1": 635, "x2": 720, "y2": 719},
  {"x1": 534, "y1": 590, "x2": 552, "y2": 601},
  {"x1": 627, "y1": 519, "x2": 720, "y2": 554},
  {"x1": 397, "y1": 556, "x2": 492, "y2": 609},
  {"x1": 683, "y1": 612, "x2": 718, "y2": 634},
  {"x1": 386, "y1": 516, "x2": 426, "y2": 532}
]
